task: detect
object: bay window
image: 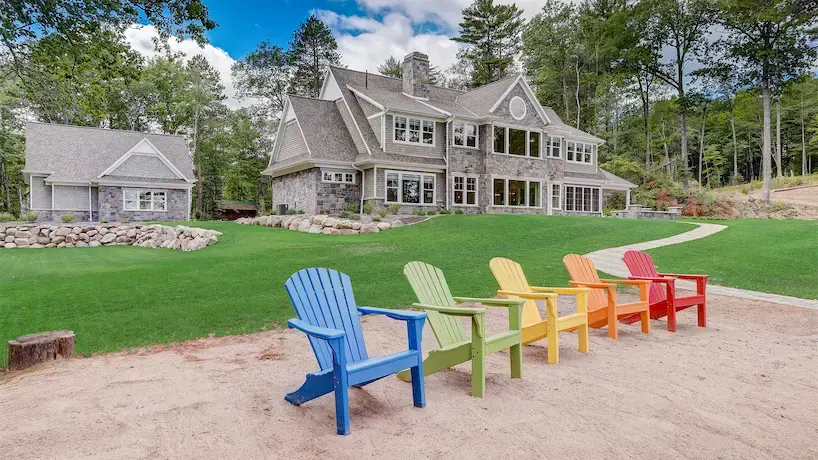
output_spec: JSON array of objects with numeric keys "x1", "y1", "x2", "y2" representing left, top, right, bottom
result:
[
  {"x1": 123, "y1": 189, "x2": 167, "y2": 212},
  {"x1": 492, "y1": 178, "x2": 542, "y2": 207},
  {"x1": 386, "y1": 171, "x2": 436, "y2": 205},
  {"x1": 453, "y1": 175, "x2": 478, "y2": 206},
  {"x1": 394, "y1": 116, "x2": 435, "y2": 145},
  {"x1": 453, "y1": 121, "x2": 478, "y2": 148},
  {"x1": 566, "y1": 141, "x2": 595, "y2": 163},
  {"x1": 564, "y1": 185, "x2": 600, "y2": 212}
]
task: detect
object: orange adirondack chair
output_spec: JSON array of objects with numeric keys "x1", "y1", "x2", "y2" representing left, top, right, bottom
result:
[
  {"x1": 562, "y1": 254, "x2": 652, "y2": 339},
  {"x1": 621, "y1": 250, "x2": 708, "y2": 332}
]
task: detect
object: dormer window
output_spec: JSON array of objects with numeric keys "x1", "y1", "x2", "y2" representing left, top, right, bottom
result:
[{"x1": 566, "y1": 141, "x2": 595, "y2": 164}]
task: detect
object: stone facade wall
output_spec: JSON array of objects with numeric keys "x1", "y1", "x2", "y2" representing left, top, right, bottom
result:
[
  {"x1": 0, "y1": 223, "x2": 220, "y2": 250},
  {"x1": 316, "y1": 180, "x2": 361, "y2": 215},
  {"x1": 272, "y1": 168, "x2": 318, "y2": 215},
  {"x1": 98, "y1": 186, "x2": 188, "y2": 222},
  {"x1": 383, "y1": 114, "x2": 447, "y2": 159},
  {"x1": 612, "y1": 205, "x2": 682, "y2": 220},
  {"x1": 491, "y1": 83, "x2": 548, "y2": 130}
]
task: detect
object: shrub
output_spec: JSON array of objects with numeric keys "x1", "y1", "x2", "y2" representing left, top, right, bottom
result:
[
  {"x1": 286, "y1": 209, "x2": 305, "y2": 215},
  {"x1": 362, "y1": 202, "x2": 373, "y2": 214},
  {"x1": 411, "y1": 208, "x2": 425, "y2": 216},
  {"x1": 427, "y1": 210, "x2": 438, "y2": 215},
  {"x1": 604, "y1": 191, "x2": 627, "y2": 210},
  {"x1": 377, "y1": 207, "x2": 388, "y2": 218},
  {"x1": 60, "y1": 214, "x2": 75, "y2": 223},
  {"x1": 24, "y1": 211, "x2": 38, "y2": 222},
  {"x1": 387, "y1": 204, "x2": 401, "y2": 215},
  {"x1": 346, "y1": 202, "x2": 361, "y2": 213},
  {"x1": 101, "y1": 219, "x2": 109, "y2": 224},
  {"x1": 0, "y1": 212, "x2": 15, "y2": 222},
  {"x1": 439, "y1": 209, "x2": 451, "y2": 215},
  {"x1": 372, "y1": 215, "x2": 382, "y2": 222},
  {"x1": 262, "y1": 210, "x2": 277, "y2": 216},
  {"x1": 338, "y1": 210, "x2": 359, "y2": 220},
  {"x1": 455, "y1": 209, "x2": 464, "y2": 215}
]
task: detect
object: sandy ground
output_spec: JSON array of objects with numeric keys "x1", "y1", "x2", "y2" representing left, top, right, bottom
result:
[
  {"x1": 1, "y1": 292, "x2": 816, "y2": 460},
  {"x1": 768, "y1": 185, "x2": 818, "y2": 207}
]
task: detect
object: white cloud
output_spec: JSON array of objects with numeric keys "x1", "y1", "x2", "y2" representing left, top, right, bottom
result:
[{"x1": 124, "y1": 24, "x2": 248, "y2": 109}]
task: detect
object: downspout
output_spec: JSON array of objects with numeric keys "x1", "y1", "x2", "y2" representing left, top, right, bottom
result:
[
  {"x1": 353, "y1": 164, "x2": 365, "y2": 217},
  {"x1": 445, "y1": 115, "x2": 455, "y2": 211}
]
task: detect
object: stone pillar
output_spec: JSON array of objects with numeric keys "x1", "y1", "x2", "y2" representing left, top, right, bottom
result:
[{"x1": 625, "y1": 189, "x2": 631, "y2": 210}]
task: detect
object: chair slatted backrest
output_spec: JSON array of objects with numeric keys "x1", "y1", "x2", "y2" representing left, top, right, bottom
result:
[
  {"x1": 403, "y1": 262, "x2": 467, "y2": 348},
  {"x1": 562, "y1": 254, "x2": 608, "y2": 311},
  {"x1": 623, "y1": 250, "x2": 667, "y2": 303},
  {"x1": 489, "y1": 258, "x2": 542, "y2": 327},
  {"x1": 285, "y1": 268, "x2": 369, "y2": 371}
]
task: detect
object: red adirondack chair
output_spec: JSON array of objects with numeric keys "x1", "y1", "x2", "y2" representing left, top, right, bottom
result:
[{"x1": 622, "y1": 250, "x2": 708, "y2": 332}]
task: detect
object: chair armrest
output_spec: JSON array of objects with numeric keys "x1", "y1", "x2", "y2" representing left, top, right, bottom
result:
[
  {"x1": 600, "y1": 278, "x2": 652, "y2": 286},
  {"x1": 530, "y1": 286, "x2": 591, "y2": 295},
  {"x1": 358, "y1": 306, "x2": 427, "y2": 321},
  {"x1": 568, "y1": 280, "x2": 615, "y2": 289},
  {"x1": 496, "y1": 290, "x2": 557, "y2": 300},
  {"x1": 452, "y1": 296, "x2": 525, "y2": 308},
  {"x1": 628, "y1": 276, "x2": 675, "y2": 284},
  {"x1": 659, "y1": 273, "x2": 710, "y2": 281},
  {"x1": 287, "y1": 318, "x2": 345, "y2": 340},
  {"x1": 411, "y1": 303, "x2": 485, "y2": 316}
]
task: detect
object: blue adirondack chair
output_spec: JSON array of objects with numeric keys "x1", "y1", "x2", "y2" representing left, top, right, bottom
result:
[{"x1": 284, "y1": 267, "x2": 428, "y2": 435}]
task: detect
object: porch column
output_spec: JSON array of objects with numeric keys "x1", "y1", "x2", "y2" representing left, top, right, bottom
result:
[{"x1": 625, "y1": 189, "x2": 631, "y2": 210}]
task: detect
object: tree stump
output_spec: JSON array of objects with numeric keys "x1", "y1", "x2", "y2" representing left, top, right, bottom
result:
[{"x1": 7, "y1": 330, "x2": 75, "y2": 371}]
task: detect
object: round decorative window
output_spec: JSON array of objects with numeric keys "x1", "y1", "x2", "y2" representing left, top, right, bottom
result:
[{"x1": 509, "y1": 96, "x2": 527, "y2": 120}]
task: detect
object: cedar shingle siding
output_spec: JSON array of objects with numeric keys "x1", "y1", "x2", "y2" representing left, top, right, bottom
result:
[{"x1": 277, "y1": 120, "x2": 308, "y2": 161}]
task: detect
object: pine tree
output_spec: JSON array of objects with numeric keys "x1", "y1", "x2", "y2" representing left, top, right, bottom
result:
[
  {"x1": 287, "y1": 15, "x2": 341, "y2": 98},
  {"x1": 377, "y1": 56, "x2": 402, "y2": 78},
  {"x1": 453, "y1": 0, "x2": 524, "y2": 86},
  {"x1": 232, "y1": 41, "x2": 289, "y2": 120}
]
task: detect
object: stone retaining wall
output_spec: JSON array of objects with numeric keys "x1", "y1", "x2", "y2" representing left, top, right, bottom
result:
[
  {"x1": 0, "y1": 224, "x2": 221, "y2": 251},
  {"x1": 611, "y1": 205, "x2": 683, "y2": 220},
  {"x1": 236, "y1": 214, "x2": 401, "y2": 235}
]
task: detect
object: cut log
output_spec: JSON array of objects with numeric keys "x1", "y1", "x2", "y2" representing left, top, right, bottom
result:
[{"x1": 7, "y1": 330, "x2": 75, "y2": 371}]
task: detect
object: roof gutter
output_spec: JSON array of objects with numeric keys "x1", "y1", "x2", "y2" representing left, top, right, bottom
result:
[{"x1": 444, "y1": 114, "x2": 455, "y2": 211}]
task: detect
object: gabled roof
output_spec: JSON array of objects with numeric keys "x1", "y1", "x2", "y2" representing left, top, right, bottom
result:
[
  {"x1": 24, "y1": 122, "x2": 194, "y2": 183},
  {"x1": 542, "y1": 107, "x2": 604, "y2": 143},
  {"x1": 288, "y1": 95, "x2": 358, "y2": 161},
  {"x1": 455, "y1": 75, "x2": 519, "y2": 117},
  {"x1": 600, "y1": 169, "x2": 638, "y2": 189}
]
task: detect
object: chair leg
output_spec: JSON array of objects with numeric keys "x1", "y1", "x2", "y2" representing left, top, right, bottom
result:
[
  {"x1": 471, "y1": 338, "x2": 486, "y2": 397},
  {"x1": 329, "y1": 338, "x2": 350, "y2": 436},
  {"x1": 547, "y1": 319, "x2": 559, "y2": 364},
  {"x1": 697, "y1": 302, "x2": 707, "y2": 328},
  {"x1": 607, "y1": 313, "x2": 619, "y2": 339},
  {"x1": 667, "y1": 303, "x2": 677, "y2": 333},
  {"x1": 510, "y1": 342, "x2": 522, "y2": 379},
  {"x1": 410, "y1": 362, "x2": 426, "y2": 408},
  {"x1": 577, "y1": 321, "x2": 589, "y2": 353},
  {"x1": 640, "y1": 310, "x2": 651, "y2": 334}
]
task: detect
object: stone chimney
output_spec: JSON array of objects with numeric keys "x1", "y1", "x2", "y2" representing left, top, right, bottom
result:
[{"x1": 402, "y1": 52, "x2": 430, "y2": 98}]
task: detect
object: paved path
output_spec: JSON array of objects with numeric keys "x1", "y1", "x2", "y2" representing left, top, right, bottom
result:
[{"x1": 586, "y1": 222, "x2": 818, "y2": 310}]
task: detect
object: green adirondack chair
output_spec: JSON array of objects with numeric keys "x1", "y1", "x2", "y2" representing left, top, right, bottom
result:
[{"x1": 396, "y1": 261, "x2": 524, "y2": 397}]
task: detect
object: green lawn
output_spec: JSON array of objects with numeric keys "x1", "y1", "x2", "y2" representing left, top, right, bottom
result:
[
  {"x1": 648, "y1": 219, "x2": 818, "y2": 300},
  {"x1": 0, "y1": 215, "x2": 688, "y2": 366}
]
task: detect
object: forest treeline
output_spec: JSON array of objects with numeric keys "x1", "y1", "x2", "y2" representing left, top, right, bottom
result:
[{"x1": 1, "y1": 0, "x2": 815, "y2": 217}]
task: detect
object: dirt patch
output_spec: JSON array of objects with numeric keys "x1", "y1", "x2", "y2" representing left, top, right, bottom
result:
[
  {"x1": 1, "y1": 293, "x2": 816, "y2": 459},
  {"x1": 714, "y1": 185, "x2": 818, "y2": 219}
]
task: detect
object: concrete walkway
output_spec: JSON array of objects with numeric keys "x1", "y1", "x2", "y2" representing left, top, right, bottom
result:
[{"x1": 586, "y1": 222, "x2": 818, "y2": 310}]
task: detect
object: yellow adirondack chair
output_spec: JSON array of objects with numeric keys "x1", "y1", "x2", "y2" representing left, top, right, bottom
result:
[{"x1": 489, "y1": 257, "x2": 590, "y2": 364}]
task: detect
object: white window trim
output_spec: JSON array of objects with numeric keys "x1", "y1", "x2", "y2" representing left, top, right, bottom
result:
[
  {"x1": 491, "y1": 124, "x2": 545, "y2": 160},
  {"x1": 549, "y1": 182, "x2": 562, "y2": 213},
  {"x1": 563, "y1": 185, "x2": 601, "y2": 213},
  {"x1": 509, "y1": 96, "x2": 527, "y2": 120},
  {"x1": 489, "y1": 176, "x2": 544, "y2": 208},
  {"x1": 565, "y1": 140, "x2": 596, "y2": 164},
  {"x1": 451, "y1": 120, "x2": 479, "y2": 150},
  {"x1": 451, "y1": 174, "x2": 479, "y2": 207},
  {"x1": 384, "y1": 170, "x2": 437, "y2": 206},
  {"x1": 392, "y1": 115, "x2": 437, "y2": 148},
  {"x1": 321, "y1": 169, "x2": 357, "y2": 184},
  {"x1": 123, "y1": 189, "x2": 168, "y2": 212},
  {"x1": 544, "y1": 135, "x2": 563, "y2": 159}
]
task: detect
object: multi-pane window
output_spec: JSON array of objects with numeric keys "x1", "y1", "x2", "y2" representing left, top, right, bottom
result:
[
  {"x1": 394, "y1": 116, "x2": 434, "y2": 145},
  {"x1": 544, "y1": 136, "x2": 562, "y2": 158},
  {"x1": 550, "y1": 183, "x2": 562, "y2": 210},
  {"x1": 452, "y1": 175, "x2": 478, "y2": 206},
  {"x1": 492, "y1": 178, "x2": 541, "y2": 207},
  {"x1": 493, "y1": 125, "x2": 543, "y2": 158},
  {"x1": 386, "y1": 171, "x2": 436, "y2": 205},
  {"x1": 566, "y1": 141, "x2": 595, "y2": 163},
  {"x1": 564, "y1": 185, "x2": 600, "y2": 212},
  {"x1": 123, "y1": 189, "x2": 166, "y2": 211},
  {"x1": 322, "y1": 170, "x2": 355, "y2": 184},
  {"x1": 453, "y1": 121, "x2": 478, "y2": 148}
]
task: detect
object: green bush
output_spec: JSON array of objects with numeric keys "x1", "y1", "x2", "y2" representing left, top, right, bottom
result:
[
  {"x1": 346, "y1": 202, "x2": 361, "y2": 214},
  {"x1": 387, "y1": 204, "x2": 401, "y2": 215},
  {"x1": 286, "y1": 209, "x2": 305, "y2": 215},
  {"x1": 338, "y1": 210, "x2": 359, "y2": 220},
  {"x1": 439, "y1": 209, "x2": 451, "y2": 215},
  {"x1": 362, "y1": 202, "x2": 374, "y2": 214},
  {"x1": 604, "y1": 191, "x2": 627, "y2": 210},
  {"x1": 427, "y1": 210, "x2": 438, "y2": 216},
  {"x1": 377, "y1": 207, "x2": 388, "y2": 218},
  {"x1": 23, "y1": 211, "x2": 38, "y2": 222},
  {"x1": 411, "y1": 208, "x2": 425, "y2": 216},
  {"x1": 372, "y1": 215, "x2": 382, "y2": 222},
  {"x1": 454, "y1": 209, "x2": 464, "y2": 215},
  {"x1": 0, "y1": 212, "x2": 15, "y2": 222},
  {"x1": 60, "y1": 214, "x2": 75, "y2": 223}
]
